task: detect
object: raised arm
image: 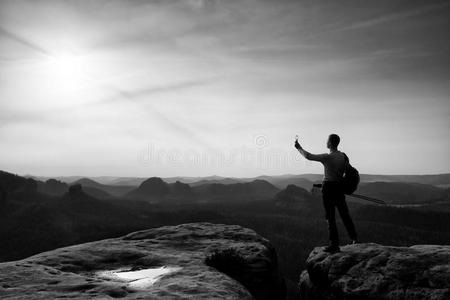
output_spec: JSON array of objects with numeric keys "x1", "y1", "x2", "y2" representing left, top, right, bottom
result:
[{"x1": 295, "y1": 140, "x2": 328, "y2": 162}]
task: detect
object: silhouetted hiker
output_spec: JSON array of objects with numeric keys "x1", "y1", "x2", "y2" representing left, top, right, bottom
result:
[{"x1": 295, "y1": 134, "x2": 358, "y2": 253}]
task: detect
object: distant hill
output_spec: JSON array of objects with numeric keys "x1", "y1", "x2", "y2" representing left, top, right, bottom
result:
[
  {"x1": 126, "y1": 177, "x2": 195, "y2": 203},
  {"x1": 97, "y1": 176, "x2": 231, "y2": 186},
  {"x1": 254, "y1": 173, "x2": 450, "y2": 188},
  {"x1": 25, "y1": 175, "x2": 84, "y2": 184},
  {"x1": 190, "y1": 178, "x2": 243, "y2": 187},
  {"x1": 358, "y1": 174, "x2": 450, "y2": 186},
  {"x1": 176, "y1": 173, "x2": 450, "y2": 189},
  {"x1": 274, "y1": 181, "x2": 450, "y2": 208},
  {"x1": 33, "y1": 177, "x2": 113, "y2": 200},
  {"x1": 171, "y1": 181, "x2": 195, "y2": 197},
  {"x1": 60, "y1": 184, "x2": 112, "y2": 211},
  {"x1": 20, "y1": 172, "x2": 450, "y2": 205},
  {"x1": 127, "y1": 177, "x2": 170, "y2": 198},
  {"x1": 25, "y1": 173, "x2": 450, "y2": 188},
  {"x1": 108, "y1": 177, "x2": 148, "y2": 186},
  {"x1": 193, "y1": 180, "x2": 280, "y2": 202},
  {"x1": 74, "y1": 178, "x2": 103, "y2": 187},
  {"x1": 255, "y1": 176, "x2": 316, "y2": 189},
  {"x1": 125, "y1": 177, "x2": 279, "y2": 203},
  {"x1": 0, "y1": 170, "x2": 38, "y2": 206},
  {"x1": 73, "y1": 178, "x2": 134, "y2": 197},
  {"x1": 163, "y1": 175, "x2": 226, "y2": 184},
  {"x1": 357, "y1": 182, "x2": 446, "y2": 204},
  {"x1": 37, "y1": 179, "x2": 68, "y2": 196},
  {"x1": 274, "y1": 185, "x2": 317, "y2": 209},
  {"x1": 1, "y1": 170, "x2": 37, "y2": 194}
]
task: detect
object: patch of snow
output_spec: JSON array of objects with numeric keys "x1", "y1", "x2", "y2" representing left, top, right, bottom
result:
[{"x1": 97, "y1": 266, "x2": 182, "y2": 289}]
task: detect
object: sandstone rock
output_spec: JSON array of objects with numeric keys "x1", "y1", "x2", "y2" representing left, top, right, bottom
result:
[
  {"x1": 299, "y1": 243, "x2": 450, "y2": 300},
  {"x1": 0, "y1": 222, "x2": 285, "y2": 299}
]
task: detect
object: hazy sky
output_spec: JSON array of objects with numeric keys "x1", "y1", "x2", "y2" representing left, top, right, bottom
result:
[{"x1": 1, "y1": 0, "x2": 449, "y2": 177}]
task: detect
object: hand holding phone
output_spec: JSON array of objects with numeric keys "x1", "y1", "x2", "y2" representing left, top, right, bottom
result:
[{"x1": 294, "y1": 134, "x2": 300, "y2": 149}]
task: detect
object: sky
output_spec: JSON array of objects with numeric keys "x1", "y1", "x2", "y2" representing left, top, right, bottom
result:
[{"x1": 0, "y1": 0, "x2": 449, "y2": 177}]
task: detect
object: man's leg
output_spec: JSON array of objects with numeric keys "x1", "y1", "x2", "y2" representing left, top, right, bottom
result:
[
  {"x1": 322, "y1": 187, "x2": 339, "y2": 247},
  {"x1": 336, "y1": 196, "x2": 357, "y2": 241}
]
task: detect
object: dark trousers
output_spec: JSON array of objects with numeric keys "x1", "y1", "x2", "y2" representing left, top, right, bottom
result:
[{"x1": 322, "y1": 181, "x2": 357, "y2": 246}]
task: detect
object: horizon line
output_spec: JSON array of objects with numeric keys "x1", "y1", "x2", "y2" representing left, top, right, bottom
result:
[{"x1": 17, "y1": 171, "x2": 450, "y2": 180}]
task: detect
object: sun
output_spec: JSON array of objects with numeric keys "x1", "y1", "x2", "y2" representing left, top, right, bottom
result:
[
  {"x1": 36, "y1": 50, "x2": 116, "y2": 107},
  {"x1": 42, "y1": 53, "x2": 92, "y2": 94}
]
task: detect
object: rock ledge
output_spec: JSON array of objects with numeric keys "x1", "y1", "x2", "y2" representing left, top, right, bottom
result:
[
  {"x1": 0, "y1": 222, "x2": 285, "y2": 299},
  {"x1": 299, "y1": 243, "x2": 450, "y2": 300}
]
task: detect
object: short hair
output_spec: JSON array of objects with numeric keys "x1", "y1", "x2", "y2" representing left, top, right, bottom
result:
[{"x1": 328, "y1": 134, "x2": 340, "y2": 148}]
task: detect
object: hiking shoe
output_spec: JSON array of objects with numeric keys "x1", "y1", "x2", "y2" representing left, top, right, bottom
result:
[{"x1": 323, "y1": 245, "x2": 340, "y2": 253}]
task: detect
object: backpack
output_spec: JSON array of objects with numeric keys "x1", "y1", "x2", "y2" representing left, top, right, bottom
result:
[{"x1": 342, "y1": 153, "x2": 359, "y2": 195}]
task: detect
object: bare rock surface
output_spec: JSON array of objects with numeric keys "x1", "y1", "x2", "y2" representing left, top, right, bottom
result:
[
  {"x1": 0, "y1": 222, "x2": 285, "y2": 299},
  {"x1": 299, "y1": 243, "x2": 450, "y2": 300}
]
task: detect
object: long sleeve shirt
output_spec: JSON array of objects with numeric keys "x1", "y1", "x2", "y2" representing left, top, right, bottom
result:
[{"x1": 298, "y1": 148, "x2": 347, "y2": 182}]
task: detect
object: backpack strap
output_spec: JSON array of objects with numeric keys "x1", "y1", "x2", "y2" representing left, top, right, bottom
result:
[
  {"x1": 343, "y1": 152, "x2": 349, "y2": 163},
  {"x1": 343, "y1": 152, "x2": 351, "y2": 170}
]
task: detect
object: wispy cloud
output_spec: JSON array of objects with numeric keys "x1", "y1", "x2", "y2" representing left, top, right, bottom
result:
[
  {"x1": 93, "y1": 80, "x2": 216, "y2": 148},
  {"x1": 0, "y1": 26, "x2": 50, "y2": 57},
  {"x1": 337, "y1": 2, "x2": 450, "y2": 31},
  {"x1": 105, "y1": 79, "x2": 213, "y2": 103}
]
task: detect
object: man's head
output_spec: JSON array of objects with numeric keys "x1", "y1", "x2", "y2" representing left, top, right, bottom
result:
[{"x1": 327, "y1": 134, "x2": 340, "y2": 150}]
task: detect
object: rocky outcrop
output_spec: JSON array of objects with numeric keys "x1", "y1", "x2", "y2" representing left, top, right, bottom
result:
[
  {"x1": 126, "y1": 178, "x2": 196, "y2": 203},
  {"x1": 299, "y1": 243, "x2": 450, "y2": 300},
  {"x1": 127, "y1": 177, "x2": 170, "y2": 199},
  {"x1": 0, "y1": 222, "x2": 285, "y2": 299},
  {"x1": 274, "y1": 184, "x2": 315, "y2": 208}
]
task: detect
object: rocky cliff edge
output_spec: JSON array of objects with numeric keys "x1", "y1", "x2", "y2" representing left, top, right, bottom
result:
[
  {"x1": 0, "y1": 222, "x2": 285, "y2": 299},
  {"x1": 299, "y1": 243, "x2": 450, "y2": 300}
]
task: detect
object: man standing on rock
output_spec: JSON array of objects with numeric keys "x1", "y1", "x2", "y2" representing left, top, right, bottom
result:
[{"x1": 295, "y1": 134, "x2": 358, "y2": 253}]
